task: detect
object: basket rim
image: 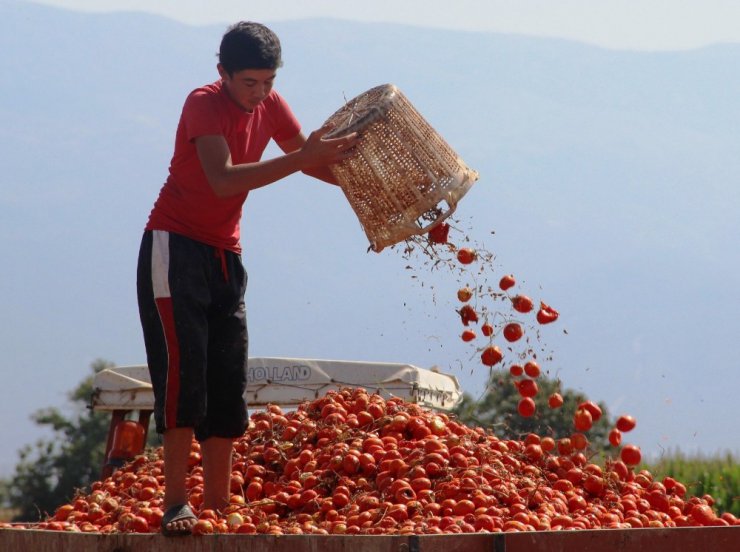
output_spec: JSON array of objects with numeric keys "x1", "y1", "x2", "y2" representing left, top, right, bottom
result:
[{"x1": 324, "y1": 84, "x2": 399, "y2": 138}]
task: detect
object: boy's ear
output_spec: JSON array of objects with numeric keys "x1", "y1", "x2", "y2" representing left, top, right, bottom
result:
[{"x1": 217, "y1": 63, "x2": 228, "y2": 80}]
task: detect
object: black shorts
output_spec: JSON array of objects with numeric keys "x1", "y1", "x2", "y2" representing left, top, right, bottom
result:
[{"x1": 137, "y1": 230, "x2": 248, "y2": 441}]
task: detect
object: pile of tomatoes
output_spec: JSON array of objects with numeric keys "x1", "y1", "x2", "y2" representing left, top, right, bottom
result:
[{"x1": 17, "y1": 387, "x2": 735, "y2": 535}]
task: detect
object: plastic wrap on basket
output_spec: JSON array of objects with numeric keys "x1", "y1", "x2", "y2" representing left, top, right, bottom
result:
[{"x1": 324, "y1": 84, "x2": 479, "y2": 252}]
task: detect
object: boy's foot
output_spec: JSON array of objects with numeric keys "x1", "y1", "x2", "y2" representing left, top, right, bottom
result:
[{"x1": 161, "y1": 504, "x2": 197, "y2": 536}]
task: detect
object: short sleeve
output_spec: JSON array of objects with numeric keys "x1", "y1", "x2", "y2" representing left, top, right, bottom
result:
[
  {"x1": 270, "y1": 91, "x2": 302, "y2": 142},
  {"x1": 181, "y1": 89, "x2": 223, "y2": 141}
]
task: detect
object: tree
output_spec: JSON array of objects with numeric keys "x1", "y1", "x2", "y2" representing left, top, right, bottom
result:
[
  {"x1": 453, "y1": 370, "x2": 613, "y2": 453},
  {"x1": 0, "y1": 359, "x2": 157, "y2": 521}
]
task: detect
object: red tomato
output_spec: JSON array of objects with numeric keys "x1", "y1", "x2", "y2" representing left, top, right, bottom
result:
[
  {"x1": 620, "y1": 444, "x2": 642, "y2": 466},
  {"x1": 516, "y1": 378, "x2": 538, "y2": 398},
  {"x1": 524, "y1": 361, "x2": 540, "y2": 378},
  {"x1": 570, "y1": 433, "x2": 588, "y2": 450},
  {"x1": 616, "y1": 415, "x2": 637, "y2": 432},
  {"x1": 192, "y1": 519, "x2": 214, "y2": 535},
  {"x1": 511, "y1": 295, "x2": 534, "y2": 313},
  {"x1": 573, "y1": 408, "x2": 593, "y2": 432},
  {"x1": 509, "y1": 364, "x2": 524, "y2": 377},
  {"x1": 503, "y1": 322, "x2": 524, "y2": 342},
  {"x1": 481, "y1": 345, "x2": 503, "y2": 367},
  {"x1": 499, "y1": 274, "x2": 515, "y2": 291},
  {"x1": 578, "y1": 401, "x2": 603, "y2": 422},
  {"x1": 481, "y1": 322, "x2": 493, "y2": 337},
  {"x1": 458, "y1": 305, "x2": 478, "y2": 326},
  {"x1": 608, "y1": 428, "x2": 622, "y2": 447},
  {"x1": 548, "y1": 392, "x2": 564, "y2": 408},
  {"x1": 428, "y1": 222, "x2": 450, "y2": 244},
  {"x1": 456, "y1": 248, "x2": 477, "y2": 265},
  {"x1": 536, "y1": 302, "x2": 559, "y2": 324},
  {"x1": 461, "y1": 329, "x2": 476, "y2": 342},
  {"x1": 517, "y1": 397, "x2": 536, "y2": 418}
]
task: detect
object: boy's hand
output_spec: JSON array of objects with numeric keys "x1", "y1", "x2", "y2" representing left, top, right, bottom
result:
[{"x1": 298, "y1": 124, "x2": 359, "y2": 169}]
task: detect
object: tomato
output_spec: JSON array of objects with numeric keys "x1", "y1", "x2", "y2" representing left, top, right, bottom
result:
[
  {"x1": 548, "y1": 392, "x2": 563, "y2": 408},
  {"x1": 570, "y1": 433, "x2": 588, "y2": 450},
  {"x1": 503, "y1": 322, "x2": 524, "y2": 342},
  {"x1": 511, "y1": 295, "x2": 534, "y2": 313},
  {"x1": 517, "y1": 397, "x2": 536, "y2": 418},
  {"x1": 192, "y1": 519, "x2": 214, "y2": 535},
  {"x1": 458, "y1": 304, "x2": 478, "y2": 326},
  {"x1": 516, "y1": 378, "x2": 538, "y2": 398},
  {"x1": 457, "y1": 287, "x2": 473, "y2": 302},
  {"x1": 428, "y1": 222, "x2": 450, "y2": 244},
  {"x1": 578, "y1": 401, "x2": 603, "y2": 422},
  {"x1": 481, "y1": 345, "x2": 503, "y2": 367},
  {"x1": 461, "y1": 329, "x2": 476, "y2": 342},
  {"x1": 573, "y1": 408, "x2": 593, "y2": 432},
  {"x1": 481, "y1": 322, "x2": 493, "y2": 337},
  {"x1": 690, "y1": 504, "x2": 716, "y2": 526},
  {"x1": 456, "y1": 248, "x2": 477, "y2": 265},
  {"x1": 499, "y1": 274, "x2": 515, "y2": 291},
  {"x1": 620, "y1": 444, "x2": 642, "y2": 466},
  {"x1": 536, "y1": 302, "x2": 559, "y2": 324},
  {"x1": 616, "y1": 415, "x2": 637, "y2": 432},
  {"x1": 509, "y1": 364, "x2": 524, "y2": 377},
  {"x1": 524, "y1": 361, "x2": 540, "y2": 378},
  {"x1": 608, "y1": 429, "x2": 622, "y2": 447}
]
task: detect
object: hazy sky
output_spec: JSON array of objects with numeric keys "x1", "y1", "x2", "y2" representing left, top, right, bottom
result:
[{"x1": 30, "y1": 0, "x2": 740, "y2": 51}]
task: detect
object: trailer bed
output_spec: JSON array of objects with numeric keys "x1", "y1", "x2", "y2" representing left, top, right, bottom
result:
[{"x1": 2, "y1": 526, "x2": 739, "y2": 552}]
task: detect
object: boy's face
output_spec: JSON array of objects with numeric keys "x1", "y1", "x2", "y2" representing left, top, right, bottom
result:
[{"x1": 218, "y1": 65, "x2": 276, "y2": 112}]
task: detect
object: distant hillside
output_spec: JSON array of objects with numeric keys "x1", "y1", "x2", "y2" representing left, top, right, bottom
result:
[{"x1": 1, "y1": 0, "x2": 739, "y2": 477}]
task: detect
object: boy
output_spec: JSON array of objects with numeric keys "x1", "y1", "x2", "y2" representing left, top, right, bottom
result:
[{"x1": 136, "y1": 21, "x2": 357, "y2": 536}]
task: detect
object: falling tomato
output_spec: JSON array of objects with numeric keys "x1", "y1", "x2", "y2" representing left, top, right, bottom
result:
[
  {"x1": 524, "y1": 361, "x2": 540, "y2": 378},
  {"x1": 456, "y1": 248, "x2": 477, "y2": 265},
  {"x1": 548, "y1": 393, "x2": 564, "y2": 409},
  {"x1": 481, "y1": 323, "x2": 493, "y2": 337},
  {"x1": 578, "y1": 401, "x2": 603, "y2": 422},
  {"x1": 457, "y1": 287, "x2": 473, "y2": 302},
  {"x1": 517, "y1": 398, "x2": 536, "y2": 418},
  {"x1": 536, "y1": 302, "x2": 559, "y2": 324},
  {"x1": 511, "y1": 295, "x2": 534, "y2": 313},
  {"x1": 428, "y1": 222, "x2": 450, "y2": 244},
  {"x1": 458, "y1": 305, "x2": 478, "y2": 326},
  {"x1": 516, "y1": 378, "x2": 538, "y2": 398},
  {"x1": 620, "y1": 444, "x2": 642, "y2": 466},
  {"x1": 608, "y1": 429, "x2": 622, "y2": 447},
  {"x1": 573, "y1": 408, "x2": 593, "y2": 432},
  {"x1": 503, "y1": 322, "x2": 524, "y2": 342},
  {"x1": 499, "y1": 274, "x2": 516, "y2": 291},
  {"x1": 616, "y1": 415, "x2": 637, "y2": 432},
  {"x1": 461, "y1": 329, "x2": 476, "y2": 342},
  {"x1": 481, "y1": 345, "x2": 503, "y2": 367},
  {"x1": 509, "y1": 364, "x2": 524, "y2": 377}
]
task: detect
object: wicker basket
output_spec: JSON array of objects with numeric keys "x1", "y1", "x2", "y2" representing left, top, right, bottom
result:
[{"x1": 324, "y1": 84, "x2": 479, "y2": 252}]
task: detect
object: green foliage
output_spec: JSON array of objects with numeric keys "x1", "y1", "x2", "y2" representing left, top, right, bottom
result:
[
  {"x1": 646, "y1": 451, "x2": 740, "y2": 516},
  {"x1": 453, "y1": 370, "x2": 612, "y2": 452},
  {"x1": 0, "y1": 360, "x2": 113, "y2": 521}
]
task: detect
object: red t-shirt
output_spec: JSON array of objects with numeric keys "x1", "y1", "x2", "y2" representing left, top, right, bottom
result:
[{"x1": 146, "y1": 80, "x2": 301, "y2": 253}]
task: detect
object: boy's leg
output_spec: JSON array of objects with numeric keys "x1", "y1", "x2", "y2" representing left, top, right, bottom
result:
[
  {"x1": 198, "y1": 250, "x2": 249, "y2": 512},
  {"x1": 201, "y1": 436, "x2": 235, "y2": 512},
  {"x1": 137, "y1": 230, "x2": 212, "y2": 530},
  {"x1": 162, "y1": 427, "x2": 197, "y2": 532}
]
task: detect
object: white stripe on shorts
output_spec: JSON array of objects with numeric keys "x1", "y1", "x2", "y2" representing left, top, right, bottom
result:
[{"x1": 151, "y1": 230, "x2": 171, "y2": 299}]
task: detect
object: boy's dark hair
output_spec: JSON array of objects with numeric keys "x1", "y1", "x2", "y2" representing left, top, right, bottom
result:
[{"x1": 219, "y1": 21, "x2": 283, "y2": 75}]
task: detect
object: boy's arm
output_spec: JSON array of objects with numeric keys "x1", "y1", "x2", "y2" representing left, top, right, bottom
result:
[
  {"x1": 196, "y1": 125, "x2": 356, "y2": 198},
  {"x1": 276, "y1": 132, "x2": 341, "y2": 185}
]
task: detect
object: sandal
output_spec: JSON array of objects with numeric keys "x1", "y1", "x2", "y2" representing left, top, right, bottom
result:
[{"x1": 161, "y1": 503, "x2": 197, "y2": 536}]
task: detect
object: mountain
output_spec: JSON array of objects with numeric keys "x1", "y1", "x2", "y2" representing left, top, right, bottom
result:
[{"x1": 1, "y1": 0, "x2": 739, "y2": 476}]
